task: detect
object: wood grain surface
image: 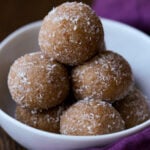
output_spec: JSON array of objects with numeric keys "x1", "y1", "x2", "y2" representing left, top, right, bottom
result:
[
  {"x1": 0, "y1": 0, "x2": 92, "y2": 41},
  {"x1": 0, "y1": 0, "x2": 92, "y2": 149}
]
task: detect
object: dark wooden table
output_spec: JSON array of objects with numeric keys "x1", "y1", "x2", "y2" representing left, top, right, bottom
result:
[
  {"x1": 0, "y1": 127, "x2": 25, "y2": 150},
  {"x1": 0, "y1": 0, "x2": 92, "y2": 149},
  {"x1": 0, "y1": 0, "x2": 92, "y2": 41}
]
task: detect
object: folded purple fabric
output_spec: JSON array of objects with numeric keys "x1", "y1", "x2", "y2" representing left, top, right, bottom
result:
[
  {"x1": 86, "y1": 127, "x2": 150, "y2": 150},
  {"x1": 92, "y1": 0, "x2": 150, "y2": 34}
]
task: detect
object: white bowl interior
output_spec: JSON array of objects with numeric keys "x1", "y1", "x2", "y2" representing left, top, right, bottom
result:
[
  {"x1": 0, "y1": 19, "x2": 150, "y2": 150},
  {"x1": 0, "y1": 22, "x2": 41, "y2": 116}
]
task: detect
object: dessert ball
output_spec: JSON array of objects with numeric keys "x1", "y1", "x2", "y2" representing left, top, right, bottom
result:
[
  {"x1": 39, "y1": 2, "x2": 104, "y2": 66},
  {"x1": 72, "y1": 50, "x2": 134, "y2": 102},
  {"x1": 8, "y1": 52, "x2": 69, "y2": 109},
  {"x1": 114, "y1": 88, "x2": 150, "y2": 128},
  {"x1": 15, "y1": 105, "x2": 65, "y2": 133},
  {"x1": 60, "y1": 99, "x2": 125, "y2": 135}
]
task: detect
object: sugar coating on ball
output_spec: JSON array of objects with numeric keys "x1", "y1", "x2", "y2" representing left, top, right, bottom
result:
[
  {"x1": 8, "y1": 52, "x2": 69, "y2": 109},
  {"x1": 114, "y1": 88, "x2": 150, "y2": 128},
  {"x1": 60, "y1": 99, "x2": 125, "y2": 135},
  {"x1": 15, "y1": 105, "x2": 65, "y2": 133},
  {"x1": 72, "y1": 50, "x2": 134, "y2": 102},
  {"x1": 39, "y1": 2, "x2": 104, "y2": 66}
]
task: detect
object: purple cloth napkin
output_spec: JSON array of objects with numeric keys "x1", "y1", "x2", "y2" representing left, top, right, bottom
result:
[
  {"x1": 86, "y1": 127, "x2": 150, "y2": 150},
  {"x1": 92, "y1": 0, "x2": 150, "y2": 34}
]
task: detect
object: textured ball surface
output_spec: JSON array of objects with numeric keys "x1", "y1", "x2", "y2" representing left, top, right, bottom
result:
[
  {"x1": 72, "y1": 50, "x2": 134, "y2": 102},
  {"x1": 8, "y1": 52, "x2": 69, "y2": 109},
  {"x1": 114, "y1": 88, "x2": 150, "y2": 128},
  {"x1": 15, "y1": 105, "x2": 65, "y2": 133},
  {"x1": 39, "y1": 2, "x2": 104, "y2": 66},
  {"x1": 60, "y1": 99, "x2": 125, "y2": 135}
]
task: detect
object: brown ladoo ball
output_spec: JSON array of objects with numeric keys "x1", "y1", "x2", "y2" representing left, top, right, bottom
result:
[
  {"x1": 72, "y1": 50, "x2": 134, "y2": 102},
  {"x1": 60, "y1": 99, "x2": 125, "y2": 136},
  {"x1": 8, "y1": 52, "x2": 69, "y2": 109},
  {"x1": 39, "y1": 2, "x2": 104, "y2": 66},
  {"x1": 15, "y1": 105, "x2": 65, "y2": 133},
  {"x1": 114, "y1": 88, "x2": 150, "y2": 128}
]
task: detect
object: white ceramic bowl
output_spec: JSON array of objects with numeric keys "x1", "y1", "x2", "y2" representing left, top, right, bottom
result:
[{"x1": 0, "y1": 19, "x2": 150, "y2": 150}]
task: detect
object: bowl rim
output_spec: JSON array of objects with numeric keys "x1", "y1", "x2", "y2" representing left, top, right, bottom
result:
[
  {"x1": 0, "y1": 18, "x2": 150, "y2": 141},
  {"x1": 0, "y1": 20, "x2": 41, "y2": 50},
  {"x1": 1, "y1": 109, "x2": 150, "y2": 140},
  {"x1": 1, "y1": 18, "x2": 150, "y2": 48}
]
